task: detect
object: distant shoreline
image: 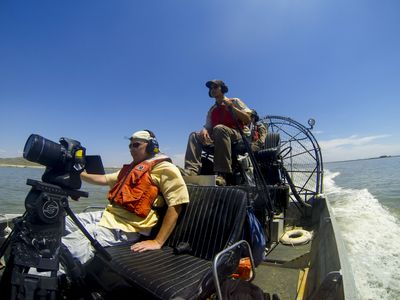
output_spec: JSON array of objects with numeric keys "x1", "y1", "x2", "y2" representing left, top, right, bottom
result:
[
  {"x1": 327, "y1": 154, "x2": 400, "y2": 164},
  {"x1": 0, "y1": 164, "x2": 44, "y2": 169},
  {"x1": 0, "y1": 157, "x2": 43, "y2": 168},
  {"x1": 0, "y1": 164, "x2": 118, "y2": 172}
]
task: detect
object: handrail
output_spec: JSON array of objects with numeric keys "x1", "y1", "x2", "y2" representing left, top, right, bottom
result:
[{"x1": 212, "y1": 240, "x2": 256, "y2": 300}]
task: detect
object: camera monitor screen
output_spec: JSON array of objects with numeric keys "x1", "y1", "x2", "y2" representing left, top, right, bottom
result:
[{"x1": 85, "y1": 155, "x2": 105, "y2": 175}]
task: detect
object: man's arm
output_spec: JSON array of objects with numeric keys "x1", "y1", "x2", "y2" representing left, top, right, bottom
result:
[
  {"x1": 224, "y1": 98, "x2": 251, "y2": 124},
  {"x1": 130, "y1": 162, "x2": 189, "y2": 252},
  {"x1": 200, "y1": 105, "x2": 214, "y2": 142},
  {"x1": 203, "y1": 105, "x2": 214, "y2": 132},
  {"x1": 130, "y1": 205, "x2": 182, "y2": 252},
  {"x1": 81, "y1": 171, "x2": 109, "y2": 186},
  {"x1": 258, "y1": 123, "x2": 268, "y2": 141}
]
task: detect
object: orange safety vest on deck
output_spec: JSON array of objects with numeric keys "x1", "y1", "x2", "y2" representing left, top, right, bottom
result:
[{"x1": 107, "y1": 155, "x2": 171, "y2": 218}]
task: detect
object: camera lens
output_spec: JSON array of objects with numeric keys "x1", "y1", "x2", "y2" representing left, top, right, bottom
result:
[{"x1": 23, "y1": 134, "x2": 64, "y2": 167}]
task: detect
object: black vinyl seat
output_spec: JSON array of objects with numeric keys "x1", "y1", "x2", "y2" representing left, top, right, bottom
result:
[
  {"x1": 201, "y1": 140, "x2": 247, "y2": 158},
  {"x1": 255, "y1": 132, "x2": 281, "y2": 185},
  {"x1": 253, "y1": 132, "x2": 290, "y2": 213},
  {"x1": 86, "y1": 185, "x2": 248, "y2": 300}
]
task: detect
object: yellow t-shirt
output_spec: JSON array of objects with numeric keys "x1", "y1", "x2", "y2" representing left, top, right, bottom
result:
[{"x1": 98, "y1": 160, "x2": 189, "y2": 235}]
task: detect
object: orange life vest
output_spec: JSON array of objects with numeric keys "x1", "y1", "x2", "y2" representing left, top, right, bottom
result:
[
  {"x1": 210, "y1": 99, "x2": 244, "y2": 130},
  {"x1": 107, "y1": 155, "x2": 171, "y2": 218}
]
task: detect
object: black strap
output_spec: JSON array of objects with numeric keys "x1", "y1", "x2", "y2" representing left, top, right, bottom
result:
[{"x1": 227, "y1": 106, "x2": 274, "y2": 214}]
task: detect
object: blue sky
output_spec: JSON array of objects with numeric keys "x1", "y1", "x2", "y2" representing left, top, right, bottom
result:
[{"x1": 1, "y1": 0, "x2": 399, "y2": 166}]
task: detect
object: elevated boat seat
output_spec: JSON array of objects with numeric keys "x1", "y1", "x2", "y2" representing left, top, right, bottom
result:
[
  {"x1": 255, "y1": 132, "x2": 282, "y2": 185},
  {"x1": 201, "y1": 140, "x2": 253, "y2": 185},
  {"x1": 85, "y1": 185, "x2": 248, "y2": 300},
  {"x1": 202, "y1": 139, "x2": 247, "y2": 158}
]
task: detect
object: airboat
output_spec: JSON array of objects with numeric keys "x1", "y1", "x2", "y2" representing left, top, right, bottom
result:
[{"x1": 0, "y1": 116, "x2": 358, "y2": 299}]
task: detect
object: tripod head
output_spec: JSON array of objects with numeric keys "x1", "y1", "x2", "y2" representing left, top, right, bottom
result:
[{"x1": 24, "y1": 179, "x2": 88, "y2": 225}]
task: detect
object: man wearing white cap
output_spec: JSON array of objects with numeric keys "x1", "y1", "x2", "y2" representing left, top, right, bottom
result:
[{"x1": 62, "y1": 130, "x2": 189, "y2": 265}]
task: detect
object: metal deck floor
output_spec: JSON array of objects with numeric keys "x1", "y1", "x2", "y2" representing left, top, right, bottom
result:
[
  {"x1": 252, "y1": 264, "x2": 300, "y2": 300},
  {"x1": 251, "y1": 242, "x2": 312, "y2": 299},
  {"x1": 266, "y1": 243, "x2": 311, "y2": 264}
]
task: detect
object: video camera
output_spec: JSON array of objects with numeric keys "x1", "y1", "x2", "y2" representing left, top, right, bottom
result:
[
  {"x1": 23, "y1": 134, "x2": 103, "y2": 190},
  {"x1": 22, "y1": 134, "x2": 101, "y2": 225}
]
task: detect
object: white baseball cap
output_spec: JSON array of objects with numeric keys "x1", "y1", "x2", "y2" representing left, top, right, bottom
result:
[{"x1": 130, "y1": 130, "x2": 151, "y2": 141}]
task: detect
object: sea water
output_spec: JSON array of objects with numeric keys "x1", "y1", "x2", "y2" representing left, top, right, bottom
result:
[
  {"x1": 325, "y1": 156, "x2": 400, "y2": 300},
  {"x1": 0, "y1": 167, "x2": 109, "y2": 214},
  {"x1": 1, "y1": 157, "x2": 400, "y2": 299}
]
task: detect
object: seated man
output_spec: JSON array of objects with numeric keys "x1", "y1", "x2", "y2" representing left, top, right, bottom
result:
[
  {"x1": 249, "y1": 109, "x2": 267, "y2": 152},
  {"x1": 183, "y1": 80, "x2": 252, "y2": 186},
  {"x1": 63, "y1": 130, "x2": 189, "y2": 265}
]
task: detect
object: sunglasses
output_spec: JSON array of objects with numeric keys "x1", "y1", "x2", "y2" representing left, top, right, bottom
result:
[{"x1": 129, "y1": 142, "x2": 144, "y2": 149}]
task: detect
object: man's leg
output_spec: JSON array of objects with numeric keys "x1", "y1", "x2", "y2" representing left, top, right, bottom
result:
[
  {"x1": 184, "y1": 132, "x2": 204, "y2": 175},
  {"x1": 213, "y1": 125, "x2": 241, "y2": 174},
  {"x1": 64, "y1": 210, "x2": 103, "y2": 235},
  {"x1": 62, "y1": 224, "x2": 140, "y2": 265}
]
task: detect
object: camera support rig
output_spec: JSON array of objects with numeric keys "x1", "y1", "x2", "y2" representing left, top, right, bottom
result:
[
  {"x1": 0, "y1": 134, "x2": 109, "y2": 299},
  {"x1": 0, "y1": 179, "x2": 111, "y2": 300}
]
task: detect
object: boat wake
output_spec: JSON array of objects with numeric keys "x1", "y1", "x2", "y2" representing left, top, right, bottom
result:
[{"x1": 325, "y1": 170, "x2": 400, "y2": 300}]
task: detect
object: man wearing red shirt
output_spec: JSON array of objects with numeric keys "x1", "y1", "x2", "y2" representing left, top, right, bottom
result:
[{"x1": 183, "y1": 80, "x2": 252, "y2": 185}]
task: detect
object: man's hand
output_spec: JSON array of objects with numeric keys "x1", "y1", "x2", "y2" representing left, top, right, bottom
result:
[
  {"x1": 223, "y1": 98, "x2": 233, "y2": 108},
  {"x1": 130, "y1": 240, "x2": 162, "y2": 252},
  {"x1": 199, "y1": 128, "x2": 212, "y2": 144},
  {"x1": 223, "y1": 98, "x2": 251, "y2": 124},
  {"x1": 130, "y1": 206, "x2": 182, "y2": 253}
]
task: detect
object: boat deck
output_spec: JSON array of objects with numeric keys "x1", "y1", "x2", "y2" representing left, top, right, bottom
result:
[
  {"x1": 266, "y1": 242, "x2": 311, "y2": 265},
  {"x1": 253, "y1": 264, "x2": 301, "y2": 300},
  {"x1": 253, "y1": 242, "x2": 312, "y2": 299}
]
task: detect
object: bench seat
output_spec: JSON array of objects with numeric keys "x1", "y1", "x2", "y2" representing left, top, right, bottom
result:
[
  {"x1": 87, "y1": 185, "x2": 248, "y2": 299},
  {"x1": 103, "y1": 245, "x2": 212, "y2": 299}
]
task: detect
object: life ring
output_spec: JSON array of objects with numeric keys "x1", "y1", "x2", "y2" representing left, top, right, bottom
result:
[{"x1": 280, "y1": 229, "x2": 312, "y2": 246}]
